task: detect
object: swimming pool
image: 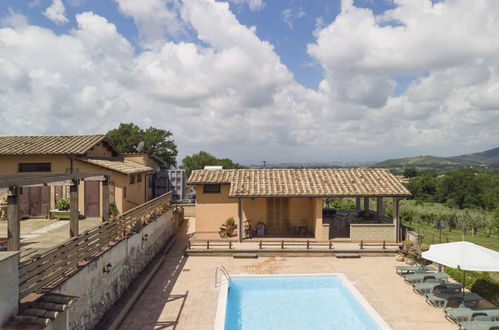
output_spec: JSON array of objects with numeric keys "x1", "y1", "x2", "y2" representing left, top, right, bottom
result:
[{"x1": 216, "y1": 274, "x2": 390, "y2": 330}]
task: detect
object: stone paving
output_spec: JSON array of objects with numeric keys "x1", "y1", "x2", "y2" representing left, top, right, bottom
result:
[
  {"x1": 0, "y1": 217, "x2": 102, "y2": 255},
  {"x1": 119, "y1": 218, "x2": 458, "y2": 330}
]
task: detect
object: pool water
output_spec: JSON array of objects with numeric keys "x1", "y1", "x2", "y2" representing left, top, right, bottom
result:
[{"x1": 224, "y1": 275, "x2": 382, "y2": 330}]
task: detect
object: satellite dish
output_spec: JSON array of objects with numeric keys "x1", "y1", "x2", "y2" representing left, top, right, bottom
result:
[{"x1": 135, "y1": 141, "x2": 145, "y2": 153}]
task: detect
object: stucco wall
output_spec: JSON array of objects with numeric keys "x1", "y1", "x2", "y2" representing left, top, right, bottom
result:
[
  {"x1": 52, "y1": 209, "x2": 174, "y2": 330},
  {"x1": 195, "y1": 184, "x2": 237, "y2": 232},
  {"x1": 0, "y1": 252, "x2": 19, "y2": 327},
  {"x1": 350, "y1": 224, "x2": 395, "y2": 242},
  {"x1": 0, "y1": 155, "x2": 148, "y2": 216},
  {"x1": 177, "y1": 203, "x2": 195, "y2": 217}
]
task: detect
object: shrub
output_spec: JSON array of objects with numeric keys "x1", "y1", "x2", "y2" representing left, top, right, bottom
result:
[
  {"x1": 57, "y1": 199, "x2": 70, "y2": 211},
  {"x1": 445, "y1": 267, "x2": 499, "y2": 305},
  {"x1": 471, "y1": 278, "x2": 499, "y2": 305}
]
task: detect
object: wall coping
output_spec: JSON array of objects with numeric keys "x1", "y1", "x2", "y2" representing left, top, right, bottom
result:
[
  {"x1": 0, "y1": 251, "x2": 20, "y2": 262},
  {"x1": 350, "y1": 224, "x2": 394, "y2": 227}
]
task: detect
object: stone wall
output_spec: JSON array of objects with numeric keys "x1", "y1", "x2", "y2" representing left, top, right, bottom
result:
[
  {"x1": 52, "y1": 209, "x2": 174, "y2": 330},
  {"x1": 0, "y1": 251, "x2": 19, "y2": 327},
  {"x1": 350, "y1": 224, "x2": 395, "y2": 242}
]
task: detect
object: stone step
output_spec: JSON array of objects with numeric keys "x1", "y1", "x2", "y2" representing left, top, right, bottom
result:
[
  {"x1": 233, "y1": 253, "x2": 258, "y2": 259},
  {"x1": 336, "y1": 253, "x2": 361, "y2": 258}
]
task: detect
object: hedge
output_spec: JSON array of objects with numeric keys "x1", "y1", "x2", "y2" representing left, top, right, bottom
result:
[{"x1": 445, "y1": 267, "x2": 499, "y2": 305}]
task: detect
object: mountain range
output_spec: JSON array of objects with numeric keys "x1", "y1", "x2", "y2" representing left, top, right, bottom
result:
[{"x1": 373, "y1": 146, "x2": 499, "y2": 171}]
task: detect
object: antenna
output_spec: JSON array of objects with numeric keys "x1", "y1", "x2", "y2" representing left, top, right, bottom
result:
[{"x1": 135, "y1": 141, "x2": 145, "y2": 153}]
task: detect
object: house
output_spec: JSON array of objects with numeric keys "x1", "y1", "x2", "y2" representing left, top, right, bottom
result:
[
  {"x1": 165, "y1": 169, "x2": 186, "y2": 200},
  {"x1": 0, "y1": 135, "x2": 156, "y2": 218},
  {"x1": 188, "y1": 168, "x2": 411, "y2": 242}
]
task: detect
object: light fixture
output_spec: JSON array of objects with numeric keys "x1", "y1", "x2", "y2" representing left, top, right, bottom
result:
[{"x1": 103, "y1": 262, "x2": 112, "y2": 274}]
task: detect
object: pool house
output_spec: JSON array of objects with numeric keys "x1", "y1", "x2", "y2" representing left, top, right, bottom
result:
[{"x1": 188, "y1": 168, "x2": 411, "y2": 243}]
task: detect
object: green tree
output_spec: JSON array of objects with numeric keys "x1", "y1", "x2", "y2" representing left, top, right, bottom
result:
[
  {"x1": 403, "y1": 168, "x2": 419, "y2": 178},
  {"x1": 180, "y1": 151, "x2": 245, "y2": 178},
  {"x1": 106, "y1": 123, "x2": 178, "y2": 169},
  {"x1": 405, "y1": 172, "x2": 438, "y2": 202},
  {"x1": 437, "y1": 169, "x2": 483, "y2": 209}
]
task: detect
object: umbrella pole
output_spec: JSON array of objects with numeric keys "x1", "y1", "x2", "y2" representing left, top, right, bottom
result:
[{"x1": 462, "y1": 270, "x2": 466, "y2": 304}]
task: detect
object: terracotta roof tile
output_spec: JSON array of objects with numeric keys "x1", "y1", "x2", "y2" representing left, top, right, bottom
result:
[
  {"x1": 188, "y1": 168, "x2": 411, "y2": 197},
  {"x1": 76, "y1": 157, "x2": 153, "y2": 175},
  {"x1": 0, "y1": 135, "x2": 106, "y2": 155}
]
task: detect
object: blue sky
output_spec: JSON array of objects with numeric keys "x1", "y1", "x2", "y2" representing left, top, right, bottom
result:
[{"x1": 0, "y1": 0, "x2": 498, "y2": 164}]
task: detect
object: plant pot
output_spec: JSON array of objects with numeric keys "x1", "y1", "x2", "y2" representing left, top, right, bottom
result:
[
  {"x1": 50, "y1": 210, "x2": 71, "y2": 220},
  {"x1": 396, "y1": 254, "x2": 405, "y2": 262},
  {"x1": 405, "y1": 258, "x2": 415, "y2": 265}
]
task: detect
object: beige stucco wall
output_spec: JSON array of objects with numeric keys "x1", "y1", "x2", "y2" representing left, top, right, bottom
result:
[
  {"x1": 194, "y1": 184, "x2": 321, "y2": 237},
  {"x1": 123, "y1": 154, "x2": 161, "y2": 170},
  {"x1": 350, "y1": 224, "x2": 395, "y2": 242},
  {"x1": 84, "y1": 141, "x2": 115, "y2": 158},
  {"x1": 0, "y1": 155, "x2": 149, "y2": 216},
  {"x1": 194, "y1": 184, "x2": 237, "y2": 232}
]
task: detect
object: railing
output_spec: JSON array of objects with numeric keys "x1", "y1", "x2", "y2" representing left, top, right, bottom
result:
[
  {"x1": 215, "y1": 266, "x2": 230, "y2": 287},
  {"x1": 188, "y1": 239, "x2": 335, "y2": 250},
  {"x1": 18, "y1": 192, "x2": 172, "y2": 299}
]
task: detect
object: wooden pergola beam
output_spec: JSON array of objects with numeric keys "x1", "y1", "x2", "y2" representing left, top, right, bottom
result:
[
  {"x1": 7, "y1": 188, "x2": 20, "y2": 251},
  {"x1": 70, "y1": 180, "x2": 79, "y2": 237},
  {"x1": 0, "y1": 172, "x2": 111, "y2": 188}
]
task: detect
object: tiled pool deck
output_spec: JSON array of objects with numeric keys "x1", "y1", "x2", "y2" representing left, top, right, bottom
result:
[{"x1": 119, "y1": 219, "x2": 457, "y2": 330}]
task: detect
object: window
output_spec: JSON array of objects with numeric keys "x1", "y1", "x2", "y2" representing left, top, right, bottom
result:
[
  {"x1": 130, "y1": 175, "x2": 135, "y2": 184},
  {"x1": 123, "y1": 187, "x2": 127, "y2": 198},
  {"x1": 19, "y1": 163, "x2": 51, "y2": 172},
  {"x1": 203, "y1": 184, "x2": 221, "y2": 194},
  {"x1": 137, "y1": 174, "x2": 142, "y2": 182}
]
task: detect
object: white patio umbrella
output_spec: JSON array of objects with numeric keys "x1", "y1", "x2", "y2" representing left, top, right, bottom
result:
[{"x1": 422, "y1": 241, "x2": 499, "y2": 302}]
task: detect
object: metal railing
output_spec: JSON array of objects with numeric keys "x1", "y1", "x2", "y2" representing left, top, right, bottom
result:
[{"x1": 215, "y1": 265, "x2": 230, "y2": 287}]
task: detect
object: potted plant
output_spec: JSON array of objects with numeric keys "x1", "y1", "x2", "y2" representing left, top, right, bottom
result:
[
  {"x1": 109, "y1": 202, "x2": 118, "y2": 218},
  {"x1": 405, "y1": 253, "x2": 415, "y2": 265},
  {"x1": 395, "y1": 253, "x2": 405, "y2": 262},
  {"x1": 219, "y1": 217, "x2": 237, "y2": 238},
  {"x1": 50, "y1": 199, "x2": 71, "y2": 220}
]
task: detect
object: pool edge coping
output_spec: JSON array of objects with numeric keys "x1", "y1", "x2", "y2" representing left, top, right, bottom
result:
[{"x1": 214, "y1": 273, "x2": 392, "y2": 330}]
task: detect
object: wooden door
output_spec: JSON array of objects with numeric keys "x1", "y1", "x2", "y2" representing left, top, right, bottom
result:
[
  {"x1": 266, "y1": 198, "x2": 290, "y2": 234},
  {"x1": 20, "y1": 187, "x2": 50, "y2": 217},
  {"x1": 84, "y1": 181, "x2": 100, "y2": 218}
]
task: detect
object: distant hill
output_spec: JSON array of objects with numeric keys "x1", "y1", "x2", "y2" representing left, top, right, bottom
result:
[{"x1": 373, "y1": 146, "x2": 499, "y2": 171}]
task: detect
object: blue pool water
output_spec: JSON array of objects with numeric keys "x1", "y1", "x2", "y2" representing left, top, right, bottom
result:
[{"x1": 224, "y1": 275, "x2": 381, "y2": 330}]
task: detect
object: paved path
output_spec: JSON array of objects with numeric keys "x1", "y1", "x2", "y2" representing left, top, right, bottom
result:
[{"x1": 119, "y1": 219, "x2": 458, "y2": 330}]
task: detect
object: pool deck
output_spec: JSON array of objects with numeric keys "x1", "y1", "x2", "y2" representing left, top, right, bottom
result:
[{"x1": 118, "y1": 219, "x2": 458, "y2": 330}]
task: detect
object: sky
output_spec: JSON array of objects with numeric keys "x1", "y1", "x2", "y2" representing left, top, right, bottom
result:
[{"x1": 0, "y1": 0, "x2": 499, "y2": 165}]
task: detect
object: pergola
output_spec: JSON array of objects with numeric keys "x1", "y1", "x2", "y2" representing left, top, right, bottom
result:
[{"x1": 0, "y1": 172, "x2": 111, "y2": 251}]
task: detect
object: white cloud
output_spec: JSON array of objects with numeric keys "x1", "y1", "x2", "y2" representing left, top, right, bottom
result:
[
  {"x1": 228, "y1": 0, "x2": 265, "y2": 12},
  {"x1": 281, "y1": 7, "x2": 305, "y2": 29},
  {"x1": 0, "y1": 0, "x2": 499, "y2": 163},
  {"x1": 114, "y1": 0, "x2": 183, "y2": 48},
  {"x1": 43, "y1": 0, "x2": 69, "y2": 25}
]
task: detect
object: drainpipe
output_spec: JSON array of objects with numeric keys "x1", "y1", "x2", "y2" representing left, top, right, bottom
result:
[{"x1": 238, "y1": 198, "x2": 243, "y2": 242}]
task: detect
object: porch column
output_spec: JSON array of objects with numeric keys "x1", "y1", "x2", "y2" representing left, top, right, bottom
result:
[
  {"x1": 237, "y1": 198, "x2": 243, "y2": 242},
  {"x1": 355, "y1": 197, "x2": 361, "y2": 212},
  {"x1": 363, "y1": 197, "x2": 369, "y2": 212},
  {"x1": 102, "y1": 176, "x2": 110, "y2": 222},
  {"x1": 392, "y1": 197, "x2": 400, "y2": 242},
  {"x1": 376, "y1": 197, "x2": 383, "y2": 217},
  {"x1": 70, "y1": 180, "x2": 79, "y2": 237},
  {"x1": 7, "y1": 187, "x2": 20, "y2": 251}
]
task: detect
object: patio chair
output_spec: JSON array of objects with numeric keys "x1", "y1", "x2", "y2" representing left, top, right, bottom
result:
[
  {"x1": 396, "y1": 264, "x2": 436, "y2": 275},
  {"x1": 412, "y1": 281, "x2": 462, "y2": 295},
  {"x1": 445, "y1": 305, "x2": 499, "y2": 323},
  {"x1": 425, "y1": 292, "x2": 482, "y2": 309},
  {"x1": 403, "y1": 272, "x2": 449, "y2": 284},
  {"x1": 458, "y1": 315, "x2": 499, "y2": 330}
]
